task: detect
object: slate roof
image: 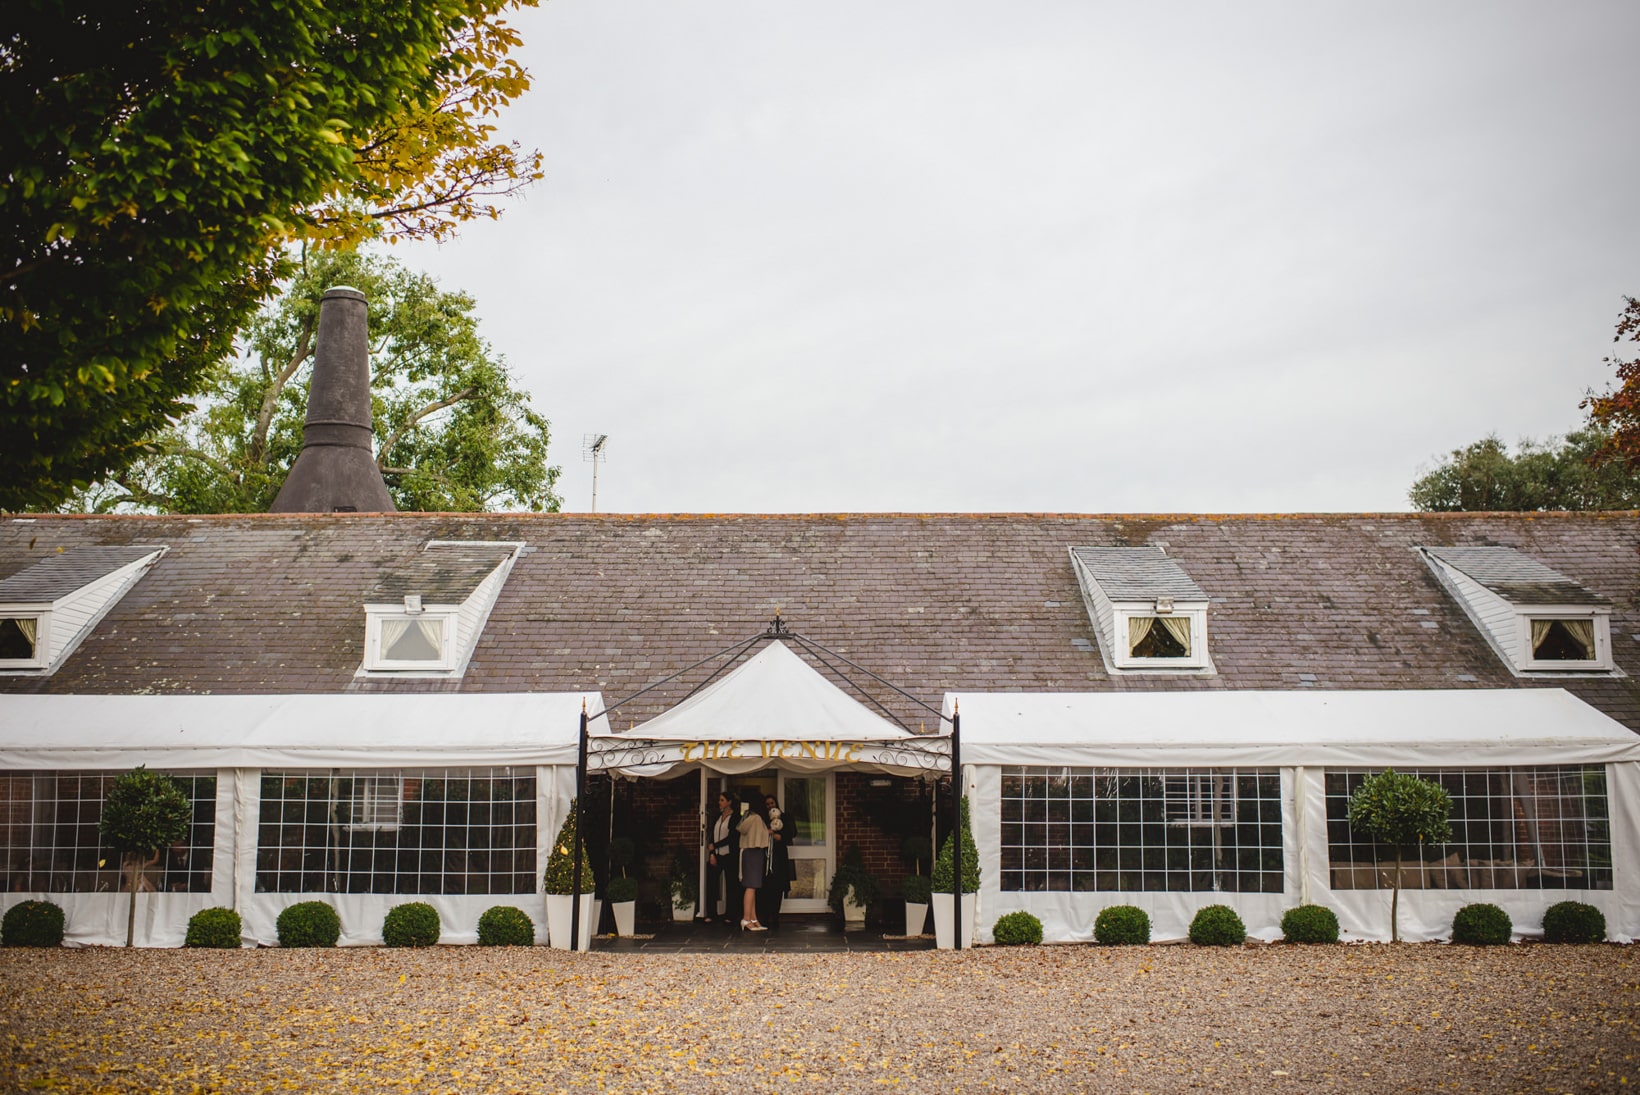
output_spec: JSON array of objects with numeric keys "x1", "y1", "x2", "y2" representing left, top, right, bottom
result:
[
  {"x1": 0, "y1": 544, "x2": 162, "y2": 603},
  {"x1": 1070, "y1": 547, "x2": 1208, "y2": 601},
  {"x1": 364, "y1": 543, "x2": 516, "y2": 604},
  {"x1": 1423, "y1": 545, "x2": 1610, "y2": 607},
  {"x1": 0, "y1": 512, "x2": 1636, "y2": 733}
]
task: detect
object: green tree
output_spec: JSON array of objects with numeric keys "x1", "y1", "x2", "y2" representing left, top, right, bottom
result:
[
  {"x1": 1346, "y1": 770, "x2": 1453, "y2": 943},
  {"x1": 2, "y1": 0, "x2": 542, "y2": 511},
  {"x1": 1583, "y1": 295, "x2": 1640, "y2": 471},
  {"x1": 98, "y1": 767, "x2": 192, "y2": 947},
  {"x1": 931, "y1": 795, "x2": 980, "y2": 895},
  {"x1": 542, "y1": 802, "x2": 591, "y2": 896},
  {"x1": 70, "y1": 249, "x2": 560, "y2": 514},
  {"x1": 1408, "y1": 428, "x2": 1640, "y2": 512}
]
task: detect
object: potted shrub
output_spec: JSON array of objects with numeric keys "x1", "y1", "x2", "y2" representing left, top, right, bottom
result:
[
  {"x1": 827, "y1": 845, "x2": 880, "y2": 925},
  {"x1": 669, "y1": 852, "x2": 698, "y2": 922},
  {"x1": 542, "y1": 802, "x2": 594, "y2": 950},
  {"x1": 931, "y1": 795, "x2": 979, "y2": 949},
  {"x1": 607, "y1": 875, "x2": 639, "y2": 937},
  {"x1": 902, "y1": 873, "x2": 932, "y2": 936}
]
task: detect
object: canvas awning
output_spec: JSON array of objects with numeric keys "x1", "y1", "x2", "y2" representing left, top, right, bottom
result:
[
  {"x1": 946, "y1": 687, "x2": 1640, "y2": 768},
  {"x1": 0, "y1": 693, "x2": 603, "y2": 770},
  {"x1": 588, "y1": 641, "x2": 950, "y2": 776}
]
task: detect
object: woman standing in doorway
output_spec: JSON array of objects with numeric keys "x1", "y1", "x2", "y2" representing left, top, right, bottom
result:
[
  {"x1": 737, "y1": 792, "x2": 770, "y2": 931},
  {"x1": 704, "y1": 792, "x2": 739, "y2": 923}
]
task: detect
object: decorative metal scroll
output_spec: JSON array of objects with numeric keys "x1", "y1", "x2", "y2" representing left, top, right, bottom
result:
[{"x1": 588, "y1": 734, "x2": 951, "y2": 774}]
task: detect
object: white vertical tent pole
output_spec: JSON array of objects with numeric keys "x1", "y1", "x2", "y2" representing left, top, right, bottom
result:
[
  {"x1": 1292, "y1": 766, "x2": 1311, "y2": 907},
  {"x1": 232, "y1": 770, "x2": 260, "y2": 933}
]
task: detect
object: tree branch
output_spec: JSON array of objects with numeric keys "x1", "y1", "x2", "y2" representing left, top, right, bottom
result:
[
  {"x1": 377, "y1": 387, "x2": 475, "y2": 468},
  {"x1": 249, "y1": 313, "x2": 316, "y2": 468}
]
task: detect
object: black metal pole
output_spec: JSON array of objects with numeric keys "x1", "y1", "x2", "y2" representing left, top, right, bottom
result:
[
  {"x1": 951, "y1": 707, "x2": 962, "y2": 951},
  {"x1": 570, "y1": 706, "x2": 589, "y2": 952}
]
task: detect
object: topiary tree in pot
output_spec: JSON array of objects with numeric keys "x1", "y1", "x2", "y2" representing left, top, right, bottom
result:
[
  {"x1": 543, "y1": 802, "x2": 594, "y2": 949},
  {"x1": 931, "y1": 795, "x2": 980, "y2": 949},
  {"x1": 98, "y1": 766, "x2": 192, "y2": 947},
  {"x1": 1346, "y1": 769, "x2": 1452, "y2": 943}
]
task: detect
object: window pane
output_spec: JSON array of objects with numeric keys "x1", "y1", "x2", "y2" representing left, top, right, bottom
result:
[
  {"x1": 1532, "y1": 619, "x2": 1595, "y2": 661},
  {"x1": 0, "y1": 617, "x2": 37, "y2": 660},
  {"x1": 381, "y1": 618, "x2": 444, "y2": 661}
]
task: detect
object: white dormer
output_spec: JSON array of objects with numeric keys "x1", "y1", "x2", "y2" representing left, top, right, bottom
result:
[
  {"x1": 359, "y1": 541, "x2": 522, "y2": 678},
  {"x1": 0, "y1": 545, "x2": 166, "y2": 674},
  {"x1": 1070, "y1": 546, "x2": 1214, "y2": 675},
  {"x1": 1420, "y1": 546, "x2": 1618, "y2": 676}
]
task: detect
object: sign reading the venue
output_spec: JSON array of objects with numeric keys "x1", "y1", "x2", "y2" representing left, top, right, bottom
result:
[{"x1": 679, "y1": 740, "x2": 865, "y2": 763}]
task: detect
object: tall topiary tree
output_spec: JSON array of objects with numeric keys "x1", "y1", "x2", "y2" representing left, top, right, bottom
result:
[
  {"x1": 1346, "y1": 769, "x2": 1453, "y2": 942},
  {"x1": 98, "y1": 766, "x2": 192, "y2": 947},
  {"x1": 931, "y1": 795, "x2": 980, "y2": 894},
  {"x1": 542, "y1": 801, "x2": 591, "y2": 896}
]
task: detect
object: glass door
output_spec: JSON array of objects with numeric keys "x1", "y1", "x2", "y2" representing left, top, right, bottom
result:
[{"x1": 778, "y1": 773, "x2": 833, "y2": 913}]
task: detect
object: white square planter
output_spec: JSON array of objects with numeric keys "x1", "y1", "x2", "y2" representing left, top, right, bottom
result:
[
  {"x1": 931, "y1": 892, "x2": 976, "y2": 949},
  {"x1": 612, "y1": 900, "x2": 636, "y2": 937},
  {"x1": 842, "y1": 886, "x2": 867, "y2": 924},
  {"x1": 545, "y1": 893, "x2": 595, "y2": 950},
  {"x1": 904, "y1": 901, "x2": 928, "y2": 937}
]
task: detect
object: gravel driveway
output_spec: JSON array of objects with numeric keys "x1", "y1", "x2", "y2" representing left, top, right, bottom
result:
[{"x1": 1, "y1": 944, "x2": 1635, "y2": 1093}]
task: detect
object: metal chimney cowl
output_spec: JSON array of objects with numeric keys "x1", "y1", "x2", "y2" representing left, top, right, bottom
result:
[{"x1": 270, "y1": 286, "x2": 396, "y2": 514}]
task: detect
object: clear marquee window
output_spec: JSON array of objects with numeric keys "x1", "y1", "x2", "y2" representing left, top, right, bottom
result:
[
  {"x1": 255, "y1": 768, "x2": 536, "y2": 895},
  {"x1": 1000, "y1": 766, "x2": 1283, "y2": 894},
  {"x1": 1326, "y1": 766, "x2": 1611, "y2": 890},
  {"x1": 0, "y1": 771, "x2": 217, "y2": 894}
]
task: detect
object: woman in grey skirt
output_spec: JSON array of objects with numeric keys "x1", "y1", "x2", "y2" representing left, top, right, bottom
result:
[{"x1": 736, "y1": 794, "x2": 771, "y2": 931}]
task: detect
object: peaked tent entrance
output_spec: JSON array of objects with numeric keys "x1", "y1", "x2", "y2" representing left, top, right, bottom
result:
[{"x1": 572, "y1": 628, "x2": 954, "y2": 945}]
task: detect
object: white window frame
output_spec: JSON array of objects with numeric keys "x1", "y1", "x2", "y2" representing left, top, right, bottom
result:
[
  {"x1": 1111, "y1": 606, "x2": 1210, "y2": 671},
  {"x1": 1164, "y1": 773, "x2": 1236, "y2": 827},
  {"x1": 346, "y1": 775, "x2": 405, "y2": 833},
  {"x1": 1518, "y1": 610, "x2": 1612, "y2": 673},
  {"x1": 0, "y1": 610, "x2": 48, "y2": 670},
  {"x1": 363, "y1": 609, "x2": 458, "y2": 672}
]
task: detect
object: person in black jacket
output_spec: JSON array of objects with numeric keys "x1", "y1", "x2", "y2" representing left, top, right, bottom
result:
[
  {"x1": 758, "y1": 793, "x2": 790, "y2": 930},
  {"x1": 704, "y1": 791, "x2": 739, "y2": 923}
]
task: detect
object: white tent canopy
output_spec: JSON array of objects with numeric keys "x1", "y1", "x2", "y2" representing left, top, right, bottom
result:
[
  {"x1": 0, "y1": 692, "x2": 601, "y2": 769},
  {"x1": 947, "y1": 687, "x2": 1640, "y2": 768},
  {"x1": 590, "y1": 641, "x2": 947, "y2": 776}
]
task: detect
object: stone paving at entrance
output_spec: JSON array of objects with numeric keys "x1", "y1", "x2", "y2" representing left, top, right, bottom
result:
[{"x1": 593, "y1": 914, "x2": 935, "y2": 953}]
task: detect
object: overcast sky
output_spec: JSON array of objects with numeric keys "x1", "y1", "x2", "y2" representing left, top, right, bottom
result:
[{"x1": 399, "y1": 1, "x2": 1640, "y2": 514}]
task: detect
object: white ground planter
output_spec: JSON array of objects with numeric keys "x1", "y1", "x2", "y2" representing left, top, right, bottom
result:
[
  {"x1": 545, "y1": 893, "x2": 595, "y2": 950},
  {"x1": 904, "y1": 901, "x2": 928, "y2": 936},
  {"x1": 932, "y1": 892, "x2": 976, "y2": 949},
  {"x1": 612, "y1": 900, "x2": 636, "y2": 937},
  {"x1": 843, "y1": 886, "x2": 867, "y2": 924}
]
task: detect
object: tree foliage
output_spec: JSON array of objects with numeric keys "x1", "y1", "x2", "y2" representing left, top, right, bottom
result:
[
  {"x1": 71, "y1": 249, "x2": 560, "y2": 514},
  {"x1": 1408, "y1": 427, "x2": 1640, "y2": 512},
  {"x1": 542, "y1": 802, "x2": 591, "y2": 896},
  {"x1": 1347, "y1": 769, "x2": 1452, "y2": 942},
  {"x1": 98, "y1": 766, "x2": 192, "y2": 946},
  {"x1": 931, "y1": 795, "x2": 980, "y2": 894},
  {"x1": 2, "y1": 0, "x2": 541, "y2": 511},
  {"x1": 1583, "y1": 295, "x2": 1640, "y2": 471}
]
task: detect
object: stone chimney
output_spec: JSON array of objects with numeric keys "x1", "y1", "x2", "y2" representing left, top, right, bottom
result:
[{"x1": 270, "y1": 286, "x2": 396, "y2": 514}]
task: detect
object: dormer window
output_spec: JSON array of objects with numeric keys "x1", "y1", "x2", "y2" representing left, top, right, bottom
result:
[
  {"x1": 0, "y1": 546, "x2": 165, "y2": 675},
  {"x1": 1070, "y1": 547, "x2": 1214, "y2": 674},
  {"x1": 1421, "y1": 546, "x2": 1617, "y2": 676},
  {"x1": 360, "y1": 541, "x2": 521, "y2": 677}
]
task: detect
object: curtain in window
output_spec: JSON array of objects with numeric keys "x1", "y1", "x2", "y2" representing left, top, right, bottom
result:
[
  {"x1": 1561, "y1": 619, "x2": 1595, "y2": 659},
  {"x1": 381, "y1": 618, "x2": 444, "y2": 661},
  {"x1": 1157, "y1": 615, "x2": 1191, "y2": 655},
  {"x1": 14, "y1": 617, "x2": 36, "y2": 648},
  {"x1": 1531, "y1": 619, "x2": 1552, "y2": 652},
  {"x1": 1127, "y1": 616, "x2": 1154, "y2": 654}
]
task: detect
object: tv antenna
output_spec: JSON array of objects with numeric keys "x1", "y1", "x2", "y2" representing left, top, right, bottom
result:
[{"x1": 582, "y1": 433, "x2": 609, "y2": 512}]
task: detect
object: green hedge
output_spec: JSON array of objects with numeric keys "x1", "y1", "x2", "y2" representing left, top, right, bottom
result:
[
  {"x1": 1452, "y1": 903, "x2": 1511, "y2": 946},
  {"x1": 383, "y1": 902, "x2": 440, "y2": 948},
  {"x1": 185, "y1": 907, "x2": 242, "y2": 949},
  {"x1": 1541, "y1": 901, "x2": 1604, "y2": 945},
  {"x1": 276, "y1": 901, "x2": 341, "y2": 948},
  {"x1": 991, "y1": 911, "x2": 1043, "y2": 945},
  {"x1": 2, "y1": 901, "x2": 65, "y2": 947},
  {"x1": 478, "y1": 905, "x2": 536, "y2": 946},
  {"x1": 1093, "y1": 905, "x2": 1150, "y2": 946},
  {"x1": 1280, "y1": 904, "x2": 1339, "y2": 944},
  {"x1": 1189, "y1": 904, "x2": 1246, "y2": 947}
]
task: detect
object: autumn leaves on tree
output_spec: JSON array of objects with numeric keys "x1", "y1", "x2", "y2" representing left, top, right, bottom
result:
[{"x1": 2, "y1": 1, "x2": 544, "y2": 511}]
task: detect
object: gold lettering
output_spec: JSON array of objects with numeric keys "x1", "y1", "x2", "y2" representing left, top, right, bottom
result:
[
  {"x1": 723, "y1": 741, "x2": 741, "y2": 759},
  {"x1": 844, "y1": 743, "x2": 862, "y2": 763},
  {"x1": 680, "y1": 743, "x2": 698, "y2": 763}
]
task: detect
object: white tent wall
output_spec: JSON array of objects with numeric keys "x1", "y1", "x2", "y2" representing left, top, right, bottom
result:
[
  {"x1": 955, "y1": 689, "x2": 1640, "y2": 946},
  {"x1": 0, "y1": 694, "x2": 597, "y2": 947}
]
